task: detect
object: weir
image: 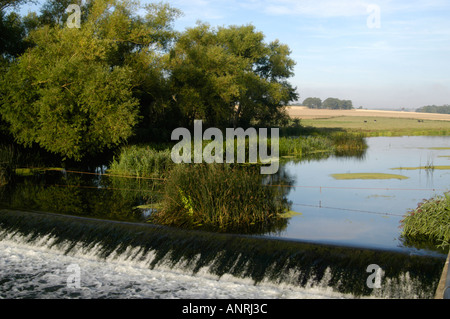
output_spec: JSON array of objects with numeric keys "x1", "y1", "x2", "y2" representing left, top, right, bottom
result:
[{"x1": 0, "y1": 208, "x2": 446, "y2": 299}]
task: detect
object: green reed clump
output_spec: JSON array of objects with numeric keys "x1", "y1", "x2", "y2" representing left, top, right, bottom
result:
[
  {"x1": 277, "y1": 132, "x2": 367, "y2": 159},
  {"x1": 401, "y1": 192, "x2": 450, "y2": 248},
  {"x1": 278, "y1": 136, "x2": 335, "y2": 158},
  {"x1": 149, "y1": 164, "x2": 290, "y2": 233},
  {"x1": 108, "y1": 145, "x2": 174, "y2": 178},
  {"x1": 328, "y1": 131, "x2": 368, "y2": 157}
]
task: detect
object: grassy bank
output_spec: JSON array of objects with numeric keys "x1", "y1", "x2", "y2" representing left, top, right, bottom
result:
[
  {"x1": 108, "y1": 131, "x2": 367, "y2": 178},
  {"x1": 301, "y1": 117, "x2": 450, "y2": 136},
  {"x1": 401, "y1": 193, "x2": 450, "y2": 249}
]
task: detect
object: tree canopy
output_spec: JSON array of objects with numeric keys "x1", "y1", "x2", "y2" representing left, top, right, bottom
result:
[
  {"x1": 0, "y1": 0, "x2": 298, "y2": 160},
  {"x1": 416, "y1": 104, "x2": 450, "y2": 114},
  {"x1": 168, "y1": 23, "x2": 297, "y2": 129},
  {"x1": 302, "y1": 97, "x2": 322, "y2": 109},
  {"x1": 302, "y1": 97, "x2": 353, "y2": 110}
]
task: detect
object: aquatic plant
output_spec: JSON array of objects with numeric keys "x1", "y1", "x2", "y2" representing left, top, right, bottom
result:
[
  {"x1": 149, "y1": 163, "x2": 291, "y2": 233},
  {"x1": 108, "y1": 145, "x2": 174, "y2": 178},
  {"x1": 401, "y1": 192, "x2": 450, "y2": 248}
]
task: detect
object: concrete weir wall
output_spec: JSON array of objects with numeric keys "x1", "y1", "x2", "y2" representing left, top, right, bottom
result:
[{"x1": 435, "y1": 251, "x2": 450, "y2": 299}]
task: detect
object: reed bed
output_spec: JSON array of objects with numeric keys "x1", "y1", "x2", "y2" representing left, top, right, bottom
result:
[
  {"x1": 108, "y1": 131, "x2": 367, "y2": 178},
  {"x1": 108, "y1": 145, "x2": 174, "y2": 178},
  {"x1": 149, "y1": 163, "x2": 290, "y2": 233}
]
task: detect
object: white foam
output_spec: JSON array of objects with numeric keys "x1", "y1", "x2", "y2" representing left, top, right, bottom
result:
[{"x1": 0, "y1": 235, "x2": 353, "y2": 299}]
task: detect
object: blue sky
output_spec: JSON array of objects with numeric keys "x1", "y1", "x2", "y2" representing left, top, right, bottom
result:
[{"x1": 20, "y1": 0, "x2": 450, "y2": 109}]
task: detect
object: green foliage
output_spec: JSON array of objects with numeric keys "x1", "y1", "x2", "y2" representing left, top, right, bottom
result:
[
  {"x1": 108, "y1": 144, "x2": 174, "y2": 178},
  {"x1": 278, "y1": 131, "x2": 367, "y2": 159},
  {"x1": 0, "y1": 10, "x2": 29, "y2": 61},
  {"x1": 322, "y1": 97, "x2": 353, "y2": 110},
  {"x1": 1, "y1": 0, "x2": 299, "y2": 160},
  {"x1": 302, "y1": 97, "x2": 353, "y2": 110},
  {"x1": 0, "y1": 0, "x2": 30, "y2": 12},
  {"x1": 278, "y1": 136, "x2": 334, "y2": 157},
  {"x1": 0, "y1": 0, "x2": 183, "y2": 160},
  {"x1": 0, "y1": 24, "x2": 140, "y2": 159},
  {"x1": 150, "y1": 164, "x2": 291, "y2": 233},
  {"x1": 401, "y1": 193, "x2": 450, "y2": 248},
  {"x1": 168, "y1": 23, "x2": 298, "y2": 129},
  {"x1": 302, "y1": 97, "x2": 322, "y2": 109},
  {"x1": 416, "y1": 104, "x2": 450, "y2": 114}
]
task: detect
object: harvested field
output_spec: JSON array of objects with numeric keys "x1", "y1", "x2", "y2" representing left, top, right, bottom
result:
[{"x1": 287, "y1": 106, "x2": 450, "y2": 121}]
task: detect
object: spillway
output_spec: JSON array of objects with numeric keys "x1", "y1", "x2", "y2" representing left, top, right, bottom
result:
[{"x1": 0, "y1": 209, "x2": 445, "y2": 299}]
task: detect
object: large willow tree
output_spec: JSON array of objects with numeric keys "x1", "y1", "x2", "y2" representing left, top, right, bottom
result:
[
  {"x1": 0, "y1": 0, "x2": 180, "y2": 160},
  {"x1": 1, "y1": 0, "x2": 298, "y2": 160},
  {"x1": 168, "y1": 23, "x2": 298, "y2": 129}
]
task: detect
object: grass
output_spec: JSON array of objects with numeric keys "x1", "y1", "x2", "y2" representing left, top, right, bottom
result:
[
  {"x1": 278, "y1": 136, "x2": 334, "y2": 158},
  {"x1": 109, "y1": 130, "x2": 368, "y2": 178},
  {"x1": 301, "y1": 117, "x2": 450, "y2": 136},
  {"x1": 148, "y1": 163, "x2": 291, "y2": 233},
  {"x1": 331, "y1": 173, "x2": 409, "y2": 180},
  {"x1": 401, "y1": 192, "x2": 450, "y2": 248},
  {"x1": 108, "y1": 145, "x2": 174, "y2": 178}
]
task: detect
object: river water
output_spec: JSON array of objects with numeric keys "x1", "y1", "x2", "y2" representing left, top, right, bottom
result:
[
  {"x1": 0, "y1": 136, "x2": 449, "y2": 299},
  {"x1": 271, "y1": 136, "x2": 450, "y2": 254}
]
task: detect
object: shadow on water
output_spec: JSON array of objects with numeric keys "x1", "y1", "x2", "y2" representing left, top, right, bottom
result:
[{"x1": 0, "y1": 169, "x2": 157, "y2": 223}]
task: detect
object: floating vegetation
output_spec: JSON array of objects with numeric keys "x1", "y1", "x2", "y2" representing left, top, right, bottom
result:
[
  {"x1": 279, "y1": 210, "x2": 302, "y2": 219},
  {"x1": 14, "y1": 167, "x2": 65, "y2": 176},
  {"x1": 331, "y1": 173, "x2": 409, "y2": 180}
]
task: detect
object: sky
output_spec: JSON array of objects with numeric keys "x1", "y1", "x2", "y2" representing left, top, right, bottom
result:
[{"x1": 19, "y1": 0, "x2": 450, "y2": 110}]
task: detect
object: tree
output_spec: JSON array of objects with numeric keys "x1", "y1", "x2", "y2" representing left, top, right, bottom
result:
[
  {"x1": 302, "y1": 97, "x2": 322, "y2": 109},
  {"x1": 416, "y1": 104, "x2": 450, "y2": 114},
  {"x1": 0, "y1": 0, "x2": 31, "y2": 12},
  {"x1": 322, "y1": 97, "x2": 340, "y2": 109},
  {"x1": 168, "y1": 23, "x2": 298, "y2": 129},
  {"x1": 322, "y1": 97, "x2": 353, "y2": 110},
  {"x1": 339, "y1": 99, "x2": 353, "y2": 110},
  {"x1": 0, "y1": 0, "x2": 181, "y2": 159}
]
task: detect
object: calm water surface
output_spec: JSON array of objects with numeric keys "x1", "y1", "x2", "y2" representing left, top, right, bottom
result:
[{"x1": 271, "y1": 136, "x2": 450, "y2": 254}]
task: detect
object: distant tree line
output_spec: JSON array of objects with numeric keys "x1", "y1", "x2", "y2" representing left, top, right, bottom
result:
[
  {"x1": 0, "y1": 0, "x2": 298, "y2": 161},
  {"x1": 302, "y1": 97, "x2": 353, "y2": 110},
  {"x1": 416, "y1": 104, "x2": 450, "y2": 114}
]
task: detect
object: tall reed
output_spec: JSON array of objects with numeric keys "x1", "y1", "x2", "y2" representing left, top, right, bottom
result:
[
  {"x1": 401, "y1": 192, "x2": 450, "y2": 248},
  {"x1": 149, "y1": 163, "x2": 291, "y2": 233},
  {"x1": 108, "y1": 145, "x2": 174, "y2": 178}
]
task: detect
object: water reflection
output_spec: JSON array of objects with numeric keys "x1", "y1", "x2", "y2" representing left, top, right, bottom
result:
[
  {"x1": 0, "y1": 169, "x2": 161, "y2": 222},
  {"x1": 0, "y1": 136, "x2": 448, "y2": 256},
  {"x1": 0, "y1": 165, "x2": 298, "y2": 235}
]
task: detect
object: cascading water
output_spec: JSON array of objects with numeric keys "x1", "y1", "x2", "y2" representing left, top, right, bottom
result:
[{"x1": 0, "y1": 209, "x2": 445, "y2": 299}]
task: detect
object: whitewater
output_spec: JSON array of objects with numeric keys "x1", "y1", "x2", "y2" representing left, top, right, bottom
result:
[{"x1": 0, "y1": 234, "x2": 345, "y2": 299}]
